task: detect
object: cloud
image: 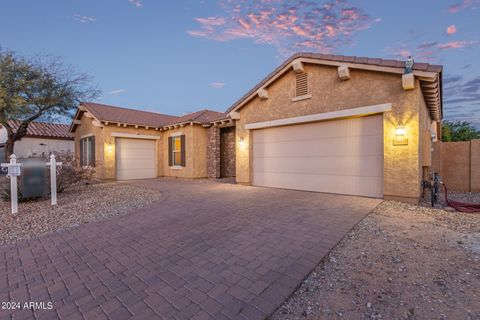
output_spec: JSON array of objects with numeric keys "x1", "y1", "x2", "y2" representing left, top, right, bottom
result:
[
  {"x1": 387, "y1": 39, "x2": 479, "y2": 60},
  {"x1": 442, "y1": 74, "x2": 480, "y2": 128},
  {"x1": 108, "y1": 89, "x2": 126, "y2": 95},
  {"x1": 446, "y1": 24, "x2": 457, "y2": 35},
  {"x1": 187, "y1": 0, "x2": 378, "y2": 56},
  {"x1": 209, "y1": 82, "x2": 226, "y2": 89},
  {"x1": 73, "y1": 14, "x2": 96, "y2": 23},
  {"x1": 448, "y1": 0, "x2": 479, "y2": 13},
  {"x1": 128, "y1": 0, "x2": 142, "y2": 8}
]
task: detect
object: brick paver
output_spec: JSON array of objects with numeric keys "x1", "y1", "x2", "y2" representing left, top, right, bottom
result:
[{"x1": 0, "y1": 179, "x2": 380, "y2": 319}]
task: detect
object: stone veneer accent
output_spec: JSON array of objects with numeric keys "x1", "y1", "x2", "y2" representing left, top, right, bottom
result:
[
  {"x1": 220, "y1": 126, "x2": 236, "y2": 177},
  {"x1": 207, "y1": 126, "x2": 221, "y2": 178}
]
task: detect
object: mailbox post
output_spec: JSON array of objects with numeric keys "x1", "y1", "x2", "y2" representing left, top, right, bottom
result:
[
  {"x1": 46, "y1": 154, "x2": 62, "y2": 206},
  {"x1": 1, "y1": 154, "x2": 21, "y2": 214}
]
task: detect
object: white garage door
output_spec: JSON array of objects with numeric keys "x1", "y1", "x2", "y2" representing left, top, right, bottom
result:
[
  {"x1": 116, "y1": 138, "x2": 156, "y2": 180},
  {"x1": 252, "y1": 115, "x2": 383, "y2": 198}
]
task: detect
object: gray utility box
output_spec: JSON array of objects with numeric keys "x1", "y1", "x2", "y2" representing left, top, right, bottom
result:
[{"x1": 22, "y1": 162, "x2": 46, "y2": 199}]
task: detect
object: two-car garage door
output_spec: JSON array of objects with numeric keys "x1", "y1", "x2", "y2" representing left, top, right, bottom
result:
[
  {"x1": 116, "y1": 138, "x2": 156, "y2": 180},
  {"x1": 252, "y1": 115, "x2": 383, "y2": 198}
]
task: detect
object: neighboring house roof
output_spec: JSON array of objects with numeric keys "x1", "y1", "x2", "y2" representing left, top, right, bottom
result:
[
  {"x1": 2, "y1": 120, "x2": 73, "y2": 140},
  {"x1": 166, "y1": 110, "x2": 228, "y2": 126},
  {"x1": 225, "y1": 52, "x2": 443, "y2": 121}
]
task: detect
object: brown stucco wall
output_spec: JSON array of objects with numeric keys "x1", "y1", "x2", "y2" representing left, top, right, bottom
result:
[
  {"x1": 75, "y1": 114, "x2": 211, "y2": 180},
  {"x1": 220, "y1": 126, "x2": 236, "y2": 177},
  {"x1": 73, "y1": 114, "x2": 105, "y2": 180},
  {"x1": 442, "y1": 141, "x2": 471, "y2": 192},
  {"x1": 74, "y1": 113, "x2": 163, "y2": 180},
  {"x1": 436, "y1": 139, "x2": 480, "y2": 192},
  {"x1": 101, "y1": 124, "x2": 163, "y2": 180},
  {"x1": 162, "y1": 125, "x2": 208, "y2": 179},
  {"x1": 471, "y1": 140, "x2": 480, "y2": 192},
  {"x1": 235, "y1": 63, "x2": 428, "y2": 201}
]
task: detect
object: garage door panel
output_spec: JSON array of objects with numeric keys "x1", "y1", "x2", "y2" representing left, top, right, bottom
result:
[
  {"x1": 254, "y1": 172, "x2": 383, "y2": 197},
  {"x1": 253, "y1": 135, "x2": 382, "y2": 158},
  {"x1": 116, "y1": 138, "x2": 156, "y2": 180},
  {"x1": 254, "y1": 116, "x2": 382, "y2": 142},
  {"x1": 253, "y1": 155, "x2": 383, "y2": 177},
  {"x1": 252, "y1": 115, "x2": 383, "y2": 198}
]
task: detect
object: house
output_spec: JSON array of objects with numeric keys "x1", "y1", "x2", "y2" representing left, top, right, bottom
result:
[
  {"x1": 71, "y1": 52, "x2": 443, "y2": 203},
  {"x1": 228, "y1": 53, "x2": 442, "y2": 203},
  {"x1": 0, "y1": 120, "x2": 74, "y2": 160},
  {"x1": 69, "y1": 102, "x2": 235, "y2": 181}
]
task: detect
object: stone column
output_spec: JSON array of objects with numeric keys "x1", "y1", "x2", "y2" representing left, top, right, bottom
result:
[{"x1": 206, "y1": 126, "x2": 220, "y2": 178}]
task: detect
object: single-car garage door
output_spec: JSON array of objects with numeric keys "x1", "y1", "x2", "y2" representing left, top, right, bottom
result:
[
  {"x1": 252, "y1": 115, "x2": 383, "y2": 197},
  {"x1": 116, "y1": 138, "x2": 156, "y2": 180}
]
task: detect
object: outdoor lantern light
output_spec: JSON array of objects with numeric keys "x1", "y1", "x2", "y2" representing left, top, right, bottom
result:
[
  {"x1": 393, "y1": 121, "x2": 408, "y2": 146},
  {"x1": 107, "y1": 144, "x2": 114, "y2": 152},
  {"x1": 239, "y1": 136, "x2": 246, "y2": 148},
  {"x1": 395, "y1": 121, "x2": 406, "y2": 136}
]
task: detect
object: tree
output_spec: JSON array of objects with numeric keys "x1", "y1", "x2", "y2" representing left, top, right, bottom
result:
[
  {"x1": 442, "y1": 120, "x2": 480, "y2": 142},
  {"x1": 0, "y1": 48, "x2": 99, "y2": 160}
]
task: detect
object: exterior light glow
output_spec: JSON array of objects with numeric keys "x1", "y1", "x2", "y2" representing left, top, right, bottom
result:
[
  {"x1": 395, "y1": 121, "x2": 406, "y2": 136},
  {"x1": 107, "y1": 144, "x2": 114, "y2": 152},
  {"x1": 239, "y1": 136, "x2": 246, "y2": 148}
]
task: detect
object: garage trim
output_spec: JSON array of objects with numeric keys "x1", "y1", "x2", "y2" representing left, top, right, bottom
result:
[
  {"x1": 245, "y1": 103, "x2": 391, "y2": 130},
  {"x1": 111, "y1": 132, "x2": 160, "y2": 139}
]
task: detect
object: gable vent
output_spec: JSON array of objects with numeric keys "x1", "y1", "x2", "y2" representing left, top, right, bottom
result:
[{"x1": 295, "y1": 73, "x2": 309, "y2": 97}]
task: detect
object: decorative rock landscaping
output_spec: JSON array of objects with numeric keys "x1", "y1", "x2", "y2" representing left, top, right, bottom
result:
[{"x1": 0, "y1": 182, "x2": 162, "y2": 245}]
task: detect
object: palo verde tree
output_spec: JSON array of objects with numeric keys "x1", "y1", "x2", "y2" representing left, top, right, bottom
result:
[{"x1": 0, "y1": 48, "x2": 99, "y2": 160}]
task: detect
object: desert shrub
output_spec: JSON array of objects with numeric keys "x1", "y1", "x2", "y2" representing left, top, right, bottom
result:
[
  {"x1": 0, "y1": 178, "x2": 40, "y2": 202},
  {"x1": 53, "y1": 151, "x2": 95, "y2": 193}
]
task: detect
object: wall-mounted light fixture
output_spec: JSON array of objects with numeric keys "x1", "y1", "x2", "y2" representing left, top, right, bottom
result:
[
  {"x1": 393, "y1": 121, "x2": 408, "y2": 146},
  {"x1": 239, "y1": 136, "x2": 246, "y2": 149},
  {"x1": 107, "y1": 143, "x2": 114, "y2": 152}
]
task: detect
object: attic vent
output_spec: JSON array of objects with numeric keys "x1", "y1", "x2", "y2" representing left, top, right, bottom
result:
[{"x1": 295, "y1": 72, "x2": 309, "y2": 97}]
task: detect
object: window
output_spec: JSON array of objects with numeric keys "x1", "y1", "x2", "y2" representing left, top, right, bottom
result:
[
  {"x1": 169, "y1": 135, "x2": 185, "y2": 167},
  {"x1": 295, "y1": 72, "x2": 309, "y2": 97},
  {"x1": 80, "y1": 136, "x2": 95, "y2": 167}
]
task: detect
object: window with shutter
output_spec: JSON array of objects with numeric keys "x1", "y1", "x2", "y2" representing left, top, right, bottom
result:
[
  {"x1": 170, "y1": 135, "x2": 185, "y2": 167},
  {"x1": 80, "y1": 136, "x2": 95, "y2": 167},
  {"x1": 295, "y1": 72, "x2": 309, "y2": 97}
]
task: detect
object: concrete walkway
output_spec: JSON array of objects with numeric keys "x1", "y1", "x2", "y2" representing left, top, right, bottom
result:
[{"x1": 0, "y1": 179, "x2": 380, "y2": 320}]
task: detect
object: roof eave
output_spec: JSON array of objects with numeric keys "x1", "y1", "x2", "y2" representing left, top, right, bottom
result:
[{"x1": 226, "y1": 55, "x2": 443, "y2": 121}]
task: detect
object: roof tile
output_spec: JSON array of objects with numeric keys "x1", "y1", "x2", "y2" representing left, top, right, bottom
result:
[
  {"x1": 6, "y1": 120, "x2": 73, "y2": 140},
  {"x1": 82, "y1": 102, "x2": 178, "y2": 127}
]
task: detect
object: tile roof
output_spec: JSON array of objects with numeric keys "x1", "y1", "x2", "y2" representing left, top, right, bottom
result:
[
  {"x1": 226, "y1": 52, "x2": 443, "y2": 113},
  {"x1": 5, "y1": 120, "x2": 73, "y2": 140},
  {"x1": 82, "y1": 102, "x2": 179, "y2": 127},
  {"x1": 167, "y1": 110, "x2": 228, "y2": 126}
]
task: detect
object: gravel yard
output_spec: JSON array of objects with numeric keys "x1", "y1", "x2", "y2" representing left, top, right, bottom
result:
[
  {"x1": 0, "y1": 182, "x2": 162, "y2": 245},
  {"x1": 273, "y1": 200, "x2": 480, "y2": 320}
]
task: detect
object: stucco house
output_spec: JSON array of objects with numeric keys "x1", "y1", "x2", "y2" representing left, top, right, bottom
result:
[
  {"x1": 0, "y1": 120, "x2": 74, "y2": 160},
  {"x1": 70, "y1": 102, "x2": 235, "y2": 181},
  {"x1": 71, "y1": 52, "x2": 442, "y2": 203}
]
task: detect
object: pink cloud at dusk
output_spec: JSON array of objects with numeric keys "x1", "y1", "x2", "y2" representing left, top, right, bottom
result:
[
  {"x1": 187, "y1": 0, "x2": 379, "y2": 55},
  {"x1": 386, "y1": 40, "x2": 478, "y2": 61},
  {"x1": 446, "y1": 24, "x2": 457, "y2": 35},
  {"x1": 448, "y1": 0, "x2": 479, "y2": 13}
]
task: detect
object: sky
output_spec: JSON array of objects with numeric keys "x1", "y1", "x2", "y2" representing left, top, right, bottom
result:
[{"x1": 0, "y1": 0, "x2": 479, "y2": 127}]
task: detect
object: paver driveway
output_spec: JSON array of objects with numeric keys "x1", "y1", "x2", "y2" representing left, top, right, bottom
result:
[{"x1": 1, "y1": 179, "x2": 380, "y2": 320}]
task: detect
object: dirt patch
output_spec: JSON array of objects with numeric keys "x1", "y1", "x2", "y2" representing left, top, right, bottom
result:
[
  {"x1": 0, "y1": 182, "x2": 162, "y2": 245},
  {"x1": 272, "y1": 200, "x2": 480, "y2": 320}
]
